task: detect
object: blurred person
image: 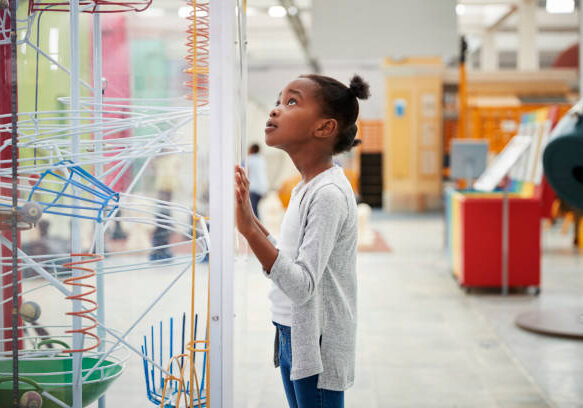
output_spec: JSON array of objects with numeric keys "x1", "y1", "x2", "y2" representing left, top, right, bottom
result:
[
  {"x1": 246, "y1": 143, "x2": 268, "y2": 218},
  {"x1": 150, "y1": 154, "x2": 179, "y2": 261}
]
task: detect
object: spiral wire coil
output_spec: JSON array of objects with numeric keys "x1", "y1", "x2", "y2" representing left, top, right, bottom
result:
[
  {"x1": 62, "y1": 254, "x2": 103, "y2": 353},
  {"x1": 185, "y1": 0, "x2": 209, "y2": 106}
]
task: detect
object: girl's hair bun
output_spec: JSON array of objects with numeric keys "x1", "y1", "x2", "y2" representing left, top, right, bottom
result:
[{"x1": 349, "y1": 74, "x2": 370, "y2": 100}]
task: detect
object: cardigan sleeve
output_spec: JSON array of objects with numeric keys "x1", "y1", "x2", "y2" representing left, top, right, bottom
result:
[{"x1": 266, "y1": 184, "x2": 347, "y2": 305}]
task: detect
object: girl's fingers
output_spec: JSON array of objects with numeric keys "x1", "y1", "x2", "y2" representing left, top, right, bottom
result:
[
  {"x1": 235, "y1": 166, "x2": 245, "y2": 184},
  {"x1": 236, "y1": 174, "x2": 249, "y2": 193},
  {"x1": 235, "y1": 165, "x2": 248, "y2": 182},
  {"x1": 238, "y1": 169, "x2": 249, "y2": 188},
  {"x1": 242, "y1": 173, "x2": 251, "y2": 190},
  {"x1": 234, "y1": 169, "x2": 251, "y2": 203},
  {"x1": 235, "y1": 173, "x2": 247, "y2": 191}
]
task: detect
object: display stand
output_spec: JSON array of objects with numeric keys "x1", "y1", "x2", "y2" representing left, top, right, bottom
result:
[
  {"x1": 446, "y1": 135, "x2": 539, "y2": 292},
  {"x1": 516, "y1": 100, "x2": 583, "y2": 338},
  {"x1": 473, "y1": 136, "x2": 531, "y2": 295},
  {"x1": 450, "y1": 139, "x2": 488, "y2": 189},
  {"x1": 446, "y1": 139, "x2": 488, "y2": 259}
]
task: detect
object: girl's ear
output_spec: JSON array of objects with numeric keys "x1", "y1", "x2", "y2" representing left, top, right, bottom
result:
[{"x1": 314, "y1": 118, "x2": 338, "y2": 139}]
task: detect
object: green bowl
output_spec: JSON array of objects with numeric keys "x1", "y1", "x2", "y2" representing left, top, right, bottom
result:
[{"x1": 0, "y1": 355, "x2": 123, "y2": 408}]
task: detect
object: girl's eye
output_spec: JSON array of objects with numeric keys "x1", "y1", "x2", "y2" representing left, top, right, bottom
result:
[
  {"x1": 287, "y1": 98, "x2": 297, "y2": 106},
  {"x1": 275, "y1": 100, "x2": 280, "y2": 107}
]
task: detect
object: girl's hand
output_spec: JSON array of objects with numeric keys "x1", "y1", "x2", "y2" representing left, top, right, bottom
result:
[{"x1": 235, "y1": 165, "x2": 256, "y2": 237}]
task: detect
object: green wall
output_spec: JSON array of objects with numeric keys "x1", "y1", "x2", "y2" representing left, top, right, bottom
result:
[
  {"x1": 17, "y1": 5, "x2": 91, "y2": 113},
  {"x1": 16, "y1": 5, "x2": 91, "y2": 167}
]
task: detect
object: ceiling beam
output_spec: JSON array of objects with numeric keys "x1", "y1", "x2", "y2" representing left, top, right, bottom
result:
[
  {"x1": 278, "y1": 0, "x2": 321, "y2": 72},
  {"x1": 459, "y1": 0, "x2": 520, "y2": 4},
  {"x1": 497, "y1": 25, "x2": 580, "y2": 32},
  {"x1": 487, "y1": 4, "x2": 518, "y2": 32}
]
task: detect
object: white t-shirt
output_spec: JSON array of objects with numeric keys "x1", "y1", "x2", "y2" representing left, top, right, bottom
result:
[
  {"x1": 246, "y1": 153, "x2": 268, "y2": 196},
  {"x1": 268, "y1": 179, "x2": 310, "y2": 326}
]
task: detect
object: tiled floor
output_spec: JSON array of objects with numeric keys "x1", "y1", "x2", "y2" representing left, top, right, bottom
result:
[
  {"x1": 237, "y1": 212, "x2": 583, "y2": 408},
  {"x1": 21, "y1": 212, "x2": 583, "y2": 407}
]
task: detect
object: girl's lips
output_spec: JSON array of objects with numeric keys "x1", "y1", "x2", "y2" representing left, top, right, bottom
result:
[{"x1": 265, "y1": 121, "x2": 277, "y2": 132}]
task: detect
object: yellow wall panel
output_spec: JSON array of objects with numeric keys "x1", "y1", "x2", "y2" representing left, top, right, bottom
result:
[
  {"x1": 383, "y1": 57, "x2": 444, "y2": 211},
  {"x1": 388, "y1": 90, "x2": 413, "y2": 180}
]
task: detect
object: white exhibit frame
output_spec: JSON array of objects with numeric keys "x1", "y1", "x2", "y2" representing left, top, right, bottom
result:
[{"x1": 209, "y1": 0, "x2": 236, "y2": 406}]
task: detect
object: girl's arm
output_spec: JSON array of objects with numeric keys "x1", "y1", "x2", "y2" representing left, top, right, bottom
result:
[
  {"x1": 236, "y1": 165, "x2": 348, "y2": 305},
  {"x1": 253, "y1": 214, "x2": 271, "y2": 238},
  {"x1": 243, "y1": 226, "x2": 279, "y2": 272}
]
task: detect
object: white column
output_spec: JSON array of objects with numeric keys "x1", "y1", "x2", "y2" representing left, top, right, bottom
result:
[
  {"x1": 481, "y1": 33, "x2": 498, "y2": 71},
  {"x1": 93, "y1": 11, "x2": 107, "y2": 408},
  {"x1": 518, "y1": 0, "x2": 538, "y2": 71},
  {"x1": 209, "y1": 0, "x2": 235, "y2": 407},
  {"x1": 69, "y1": 1, "x2": 83, "y2": 407}
]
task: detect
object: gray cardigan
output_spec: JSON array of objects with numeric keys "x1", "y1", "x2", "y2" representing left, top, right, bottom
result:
[{"x1": 265, "y1": 166, "x2": 357, "y2": 391}]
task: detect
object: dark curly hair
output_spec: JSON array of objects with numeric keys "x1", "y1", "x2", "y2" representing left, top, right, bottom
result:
[{"x1": 301, "y1": 74, "x2": 370, "y2": 154}]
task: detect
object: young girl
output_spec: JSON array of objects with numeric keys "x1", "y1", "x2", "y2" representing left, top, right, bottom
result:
[{"x1": 235, "y1": 74, "x2": 370, "y2": 408}]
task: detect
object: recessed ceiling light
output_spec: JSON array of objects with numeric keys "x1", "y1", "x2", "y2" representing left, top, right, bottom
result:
[
  {"x1": 268, "y1": 5, "x2": 287, "y2": 18},
  {"x1": 546, "y1": 0, "x2": 574, "y2": 13},
  {"x1": 455, "y1": 4, "x2": 466, "y2": 15}
]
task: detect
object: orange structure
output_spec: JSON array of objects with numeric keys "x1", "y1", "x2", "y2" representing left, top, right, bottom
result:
[{"x1": 278, "y1": 170, "x2": 359, "y2": 210}]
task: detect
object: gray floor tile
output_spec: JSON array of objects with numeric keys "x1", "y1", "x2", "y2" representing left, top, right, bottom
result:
[{"x1": 21, "y1": 213, "x2": 583, "y2": 407}]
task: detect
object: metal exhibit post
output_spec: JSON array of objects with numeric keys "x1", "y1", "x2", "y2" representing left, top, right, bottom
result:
[
  {"x1": 209, "y1": 0, "x2": 236, "y2": 405},
  {"x1": 69, "y1": 1, "x2": 83, "y2": 406},
  {"x1": 93, "y1": 10, "x2": 107, "y2": 408},
  {"x1": 501, "y1": 180, "x2": 509, "y2": 296}
]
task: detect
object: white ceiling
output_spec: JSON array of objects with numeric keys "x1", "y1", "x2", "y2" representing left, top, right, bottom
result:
[
  {"x1": 127, "y1": 0, "x2": 579, "y2": 68},
  {"x1": 311, "y1": 0, "x2": 457, "y2": 62},
  {"x1": 247, "y1": 0, "x2": 579, "y2": 68},
  {"x1": 246, "y1": 0, "x2": 311, "y2": 64}
]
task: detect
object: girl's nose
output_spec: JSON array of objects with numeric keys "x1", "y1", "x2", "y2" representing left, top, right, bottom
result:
[{"x1": 269, "y1": 107, "x2": 279, "y2": 117}]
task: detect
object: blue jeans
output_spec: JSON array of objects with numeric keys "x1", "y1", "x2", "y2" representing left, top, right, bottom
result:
[
  {"x1": 249, "y1": 192, "x2": 262, "y2": 218},
  {"x1": 274, "y1": 322, "x2": 344, "y2": 408}
]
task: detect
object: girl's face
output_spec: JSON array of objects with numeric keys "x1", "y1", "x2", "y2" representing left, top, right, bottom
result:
[{"x1": 265, "y1": 78, "x2": 324, "y2": 151}]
